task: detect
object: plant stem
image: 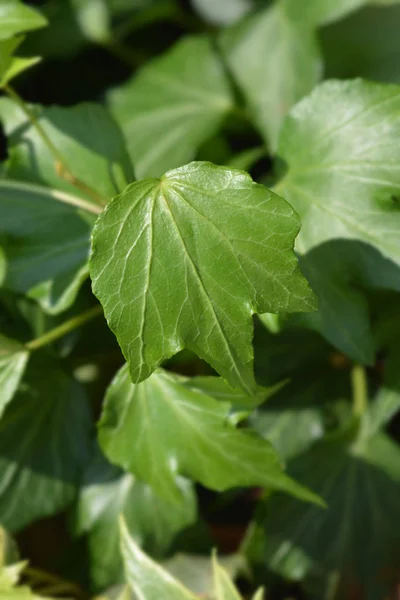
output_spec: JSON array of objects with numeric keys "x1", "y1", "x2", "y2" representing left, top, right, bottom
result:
[
  {"x1": 25, "y1": 305, "x2": 103, "y2": 351},
  {"x1": 4, "y1": 84, "x2": 108, "y2": 207},
  {"x1": 0, "y1": 179, "x2": 102, "y2": 215},
  {"x1": 351, "y1": 363, "x2": 368, "y2": 417}
]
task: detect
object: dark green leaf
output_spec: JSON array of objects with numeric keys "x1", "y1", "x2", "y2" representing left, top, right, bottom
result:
[
  {"x1": 0, "y1": 356, "x2": 92, "y2": 531},
  {"x1": 220, "y1": 2, "x2": 321, "y2": 150},
  {"x1": 247, "y1": 425, "x2": 400, "y2": 597},
  {"x1": 74, "y1": 445, "x2": 196, "y2": 591},
  {"x1": 108, "y1": 37, "x2": 234, "y2": 178},
  {"x1": 99, "y1": 366, "x2": 322, "y2": 507},
  {"x1": 0, "y1": 333, "x2": 28, "y2": 419},
  {"x1": 0, "y1": 1, "x2": 47, "y2": 41},
  {"x1": 0, "y1": 180, "x2": 94, "y2": 313},
  {"x1": 90, "y1": 162, "x2": 316, "y2": 393},
  {"x1": 321, "y1": 4, "x2": 400, "y2": 84}
]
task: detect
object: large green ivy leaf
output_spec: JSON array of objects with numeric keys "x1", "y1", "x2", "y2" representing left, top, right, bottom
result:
[
  {"x1": 0, "y1": 333, "x2": 29, "y2": 419},
  {"x1": 275, "y1": 80, "x2": 400, "y2": 360},
  {"x1": 0, "y1": 180, "x2": 95, "y2": 313},
  {"x1": 0, "y1": 99, "x2": 133, "y2": 203},
  {"x1": 90, "y1": 162, "x2": 316, "y2": 393},
  {"x1": 0, "y1": 1, "x2": 47, "y2": 40},
  {"x1": 0, "y1": 356, "x2": 92, "y2": 531},
  {"x1": 108, "y1": 37, "x2": 233, "y2": 178},
  {"x1": 247, "y1": 426, "x2": 400, "y2": 597},
  {"x1": 276, "y1": 79, "x2": 400, "y2": 266},
  {"x1": 74, "y1": 445, "x2": 196, "y2": 591},
  {"x1": 220, "y1": 2, "x2": 321, "y2": 151},
  {"x1": 99, "y1": 366, "x2": 321, "y2": 507}
]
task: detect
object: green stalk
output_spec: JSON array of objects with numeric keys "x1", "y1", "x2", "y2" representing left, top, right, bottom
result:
[
  {"x1": 4, "y1": 84, "x2": 108, "y2": 207},
  {"x1": 351, "y1": 363, "x2": 368, "y2": 417},
  {"x1": 25, "y1": 305, "x2": 103, "y2": 351}
]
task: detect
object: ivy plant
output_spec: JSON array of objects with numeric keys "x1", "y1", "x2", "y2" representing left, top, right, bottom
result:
[{"x1": 0, "y1": 1, "x2": 400, "y2": 599}]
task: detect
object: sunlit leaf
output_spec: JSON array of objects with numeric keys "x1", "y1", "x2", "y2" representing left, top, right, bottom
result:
[{"x1": 91, "y1": 162, "x2": 316, "y2": 393}]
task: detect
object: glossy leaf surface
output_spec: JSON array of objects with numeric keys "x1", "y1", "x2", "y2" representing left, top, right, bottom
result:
[
  {"x1": 108, "y1": 37, "x2": 233, "y2": 178},
  {"x1": 91, "y1": 162, "x2": 316, "y2": 393},
  {"x1": 99, "y1": 366, "x2": 321, "y2": 506}
]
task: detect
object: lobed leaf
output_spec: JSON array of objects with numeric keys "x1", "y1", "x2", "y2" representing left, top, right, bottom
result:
[
  {"x1": 90, "y1": 162, "x2": 316, "y2": 393},
  {"x1": 98, "y1": 366, "x2": 322, "y2": 506}
]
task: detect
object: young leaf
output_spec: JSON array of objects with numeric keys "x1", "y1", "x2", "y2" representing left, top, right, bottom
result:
[
  {"x1": 0, "y1": 180, "x2": 94, "y2": 313},
  {"x1": 108, "y1": 37, "x2": 233, "y2": 178},
  {"x1": 248, "y1": 426, "x2": 400, "y2": 596},
  {"x1": 220, "y1": 1, "x2": 322, "y2": 150},
  {"x1": 74, "y1": 445, "x2": 196, "y2": 591},
  {"x1": 0, "y1": 99, "x2": 133, "y2": 202},
  {"x1": 90, "y1": 162, "x2": 316, "y2": 393},
  {"x1": 0, "y1": 356, "x2": 92, "y2": 531},
  {"x1": 276, "y1": 79, "x2": 400, "y2": 268},
  {"x1": 99, "y1": 366, "x2": 322, "y2": 506},
  {"x1": 120, "y1": 519, "x2": 198, "y2": 600},
  {"x1": 0, "y1": 1, "x2": 47, "y2": 41},
  {"x1": 0, "y1": 334, "x2": 29, "y2": 419}
]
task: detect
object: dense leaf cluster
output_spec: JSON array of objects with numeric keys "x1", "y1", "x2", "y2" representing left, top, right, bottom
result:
[{"x1": 0, "y1": 1, "x2": 400, "y2": 599}]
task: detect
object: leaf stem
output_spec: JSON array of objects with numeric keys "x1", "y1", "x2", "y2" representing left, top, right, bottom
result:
[
  {"x1": 0, "y1": 179, "x2": 102, "y2": 215},
  {"x1": 351, "y1": 363, "x2": 368, "y2": 417},
  {"x1": 4, "y1": 84, "x2": 108, "y2": 207},
  {"x1": 25, "y1": 305, "x2": 103, "y2": 351}
]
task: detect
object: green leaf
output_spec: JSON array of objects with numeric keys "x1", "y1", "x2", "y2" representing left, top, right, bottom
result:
[
  {"x1": 71, "y1": 0, "x2": 111, "y2": 43},
  {"x1": 0, "y1": 355, "x2": 92, "y2": 531},
  {"x1": 90, "y1": 162, "x2": 316, "y2": 393},
  {"x1": 0, "y1": 99, "x2": 133, "y2": 202},
  {"x1": 321, "y1": 4, "x2": 400, "y2": 84},
  {"x1": 163, "y1": 553, "x2": 246, "y2": 597},
  {"x1": 0, "y1": 56, "x2": 41, "y2": 88},
  {"x1": 213, "y1": 554, "x2": 242, "y2": 600},
  {"x1": 0, "y1": 1, "x2": 47, "y2": 41},
  {"x1": 220, "y1": 2, "x2": 322, "y2": 151},
  {"x1": 108, "y1": 37, "x2": 233, "y2": 178},
  {"x1": 0, "y1": 180, "x2": 94, "y2": 313},
  {"x1": 276, "y1": 79, "x2": 400, "y2": 266},
  {"x1": 296, "y1": 240, "x2": 400, "y2": 363},
  {"x1": 191, "y1": 0, "x2": 256, "y2": 26},
  {"x1": 247, "y1": 426, "x2": 400, "y2": 596},
  {"x1": 0, "y1": 333, "x2": 29, "y2": 419},
  {"x1": 74, "y1": 445, "x2": 196, "y2": 591},
  {"x1": 283, "y1": 0, "x2": 400, "y2": 26},
  {"x1": 0, "y1": 526, "x2": 19, "y2": 567},
  {"x1": 99, "y1": 366, "x2": 322, "y2": 507},
  {"x1": 121, "y1": 519, "x2": 198, "y2": 600}
]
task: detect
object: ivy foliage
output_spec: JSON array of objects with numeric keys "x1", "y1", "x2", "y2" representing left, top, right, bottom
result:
[{"x1": 0, "y1": 1, "x2": 400, "y2": 599}]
